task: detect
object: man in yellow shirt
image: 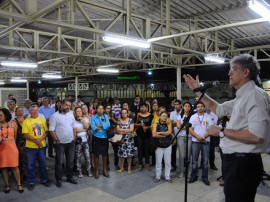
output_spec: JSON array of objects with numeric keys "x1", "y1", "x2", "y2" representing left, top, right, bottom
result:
[{"x1": 22, "y1": 105, "x2": 51, "y2": 191}]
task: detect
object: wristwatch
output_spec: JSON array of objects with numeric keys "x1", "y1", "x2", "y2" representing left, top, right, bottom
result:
[{"x1": 219, "y1": 127, "x2": 225, "y2": 138}]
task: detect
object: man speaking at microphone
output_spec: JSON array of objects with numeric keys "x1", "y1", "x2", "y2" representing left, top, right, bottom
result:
[{"x1": 183, "y1": 54, "x2": 270, "y2": 202}]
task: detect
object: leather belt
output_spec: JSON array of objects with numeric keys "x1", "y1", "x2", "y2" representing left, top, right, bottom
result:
[{"x1": 224, "y1": 153, "x2": 261, "y2": 158}]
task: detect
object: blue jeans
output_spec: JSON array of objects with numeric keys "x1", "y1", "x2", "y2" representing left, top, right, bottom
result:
[
  {"x1": 26, "y1": 147, "x2": 48, "y2": 184},
  {"x1": 191, "y1": 142, "x2": 210, "y2": 179},
  {"x1": 55, "y1": 141, "x2": 75, "y2": 180}
]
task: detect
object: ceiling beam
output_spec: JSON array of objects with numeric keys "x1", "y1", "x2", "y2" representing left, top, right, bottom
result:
[
  {"x1": 0, "y1": 0, "x2": 70, "y2": 38},
  {"x1": 148, "y1": 18, "x2": 268, "y2": 42}
]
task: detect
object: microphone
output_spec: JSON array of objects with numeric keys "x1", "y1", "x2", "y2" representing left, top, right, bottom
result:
[{"x1": 193, "y1": 81, "x2": 220, "y2": 93}]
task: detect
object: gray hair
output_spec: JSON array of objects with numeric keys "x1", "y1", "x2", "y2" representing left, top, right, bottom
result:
[{"x1": 230, "y1": 54, "x2": 260, "y2": 82}]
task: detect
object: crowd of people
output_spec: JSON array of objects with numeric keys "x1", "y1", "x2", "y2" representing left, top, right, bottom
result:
[
  {"x1": 0, "y1": 92, "x2": 223, "y2": 193},
  {"x1": 0, "y1": 54, "x2": 269, "y2": 202}
]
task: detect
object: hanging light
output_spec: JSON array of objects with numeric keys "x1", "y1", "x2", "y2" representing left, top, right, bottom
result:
[
  {"x1": 1, "y1": 61, "x2": 37, "y2": 68},
  {"x1": 42, "y1": 74, "x2": 62, "y2": 79},
  {"x1": 10, "y1": 78, "x2": 27, "y2": 82},
  {"x1": 205, "y1": 55, "x2": 225, "y2": 63},
  {"x1": 103, "y1": 34, "x2": 151, "y2": 48},
  {"x1": 248, "y1": 0, "x2": 270, "y2": 21},
  {"x1": 97, "y1": 68, "x2": 119, "y2": 73}
]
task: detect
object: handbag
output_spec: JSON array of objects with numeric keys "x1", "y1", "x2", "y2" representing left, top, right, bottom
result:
[
  {"x1": 106, "y1": 127, "x2": 115, "y2": 139},
  {"x1": 111, "y1": 134, "x2": 124, "y2": 144}
]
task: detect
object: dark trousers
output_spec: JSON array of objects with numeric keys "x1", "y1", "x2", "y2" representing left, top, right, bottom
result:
[
  {"x1": 219, "y1": 147, "x2": 225, "y2": 177},
  {"x1": 137, "y1": 135, "x2": 151, "y2": 165},
  {"x1": 48, "y1": 136, "x2": 54, "y2": 156},
  {"x1": 209, "y1": 136, "x2": 219, "y2": 167},
  {"x1": 223, "y1": 153, "x2": 263, "y2": 202},
  {"x1": 171, "y1": 143, "x2": 177, "y2": 168},
  {"x1": 111, "y1": 142, "x2": 119, "y2": 166},
  {"x1": 55, "y1": 141, "x2": 75, "y2": 181}
]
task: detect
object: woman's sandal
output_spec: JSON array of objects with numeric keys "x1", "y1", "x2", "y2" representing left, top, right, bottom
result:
[
  {"x1": 78, "y1": 174, "x2": 83, "y2": 178},
  {"x1": 128, "y1": 169, "x2": 132, "y2": 174},
  {"x1": 88, "y1": 172, "x2": 93, "y2": 177},
  {"x1": 117, "y1": 168, "x2": 124, "y2": 173},
  {"x1": 4, "y1": 185, "x2": 10, "y2": 193},
  {"x1": 18, "y1": 184, "x2": 24, "y2": 193}
]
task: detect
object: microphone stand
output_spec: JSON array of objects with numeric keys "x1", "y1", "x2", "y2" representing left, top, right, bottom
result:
[{"x1": 172, "y1": 91, "x2": 205, "y2": 202}]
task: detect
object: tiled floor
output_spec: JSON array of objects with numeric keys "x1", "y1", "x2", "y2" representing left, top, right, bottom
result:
[{"x1": 1, "y1": 147, "x2": 270, "y2": 202}]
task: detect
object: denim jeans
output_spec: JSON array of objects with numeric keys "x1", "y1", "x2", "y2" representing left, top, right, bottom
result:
[
  {"x1": 177, "y1": 136, "x2": 192, "y2": 174},
  {"x1": 155, "y1": 145, "x2": 172, "y2": 180},
  {"x1": 191, "y1": 142, "x2": 210, "y2": 179},
  {"x1": 26, "y1": 147, "x2": 48, "y2": 184},
  {"x1": 55, "y1": 141, "x2": 75, "y2": 180}
]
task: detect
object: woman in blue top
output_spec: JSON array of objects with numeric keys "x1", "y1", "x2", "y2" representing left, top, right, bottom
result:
[{"x1": 91, "y1": 105, "x2": 110, "y2": 179}]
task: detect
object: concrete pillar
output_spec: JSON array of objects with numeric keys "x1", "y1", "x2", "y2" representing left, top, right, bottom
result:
[
  {"x1": 75, "y1": 76, "x2": 78, "y2": 99},
  {"x1": 176, "y1": 68, "x2": 181, "y2": 100},
  {"x1": 26, "y1": 80, "x2": 29, "y2": 99}
]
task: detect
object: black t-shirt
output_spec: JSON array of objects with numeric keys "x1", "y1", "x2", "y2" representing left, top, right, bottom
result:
[{"x1": 136, "y1": 113, "x2": 153, "y2": 137}]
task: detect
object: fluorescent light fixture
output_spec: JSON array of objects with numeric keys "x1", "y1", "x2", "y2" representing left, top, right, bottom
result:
[
  {"x1": 42, "y1": 74, "x2": 62, "y2": 79},
  {"x1": 248, "y1": 0, "x2": 270, "y2": 21},
  {"x1": 38, "y1": 80, "x2": 41, "y2": 84},
  {"x1": 103, "y1": 34, "x2": 151, "y2": 48},
  {"x1": 1, "y1": 61, "x2": 37, "y2": 68},
  {"x1": 205, "y1": 56, "x2": 225, "y2": 63},
  {"x1": 10, "y1": 78, "x2": 27, "y2": 82},
  {"x1": 97, "y1": 68, "x2": 119, "y2": 73},
  {"x1": 0, "y1": 80, "x2": 5, "y2": 85},
  {"x1": 98, "y1": 64, "x2": 118, "y2": 68}
]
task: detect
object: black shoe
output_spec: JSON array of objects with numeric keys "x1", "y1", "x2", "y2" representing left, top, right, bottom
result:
[
  {"x1": 188, "y1": 177, "x2": 198, "y2": 184},
  {"x1": 49, "y1": 154, "x2": 55, "y2": 158},
  {"x1": 67, "y1": 178, "x2": 78, "y2": 184},
  {"x1": 210, "y1": 165, "x2": 218, "y2": 170},
  {"x1": 27, "y1": 184, "x2": 35, "y2": 191},
  {"x1": 42, "y1": 181, "x2": 51, "y2": 187},
  {"x1": 102, "y1": 172, "x2": 110, "y2": 178},
  {"x1": 4, "y1": 185, "x2": 10, "y2": 193},
  {"x1": 171, "y1": 166, "x2": 177, "y2": 171},
  {"x1": 17, "y1": 184, "x2": 24, "y2": 193},
  {"x1": 56, "y1": 180, "x2": 62, "y2": 188},
  {"x1": 202, "y1": 178, "x2": 210, "y2": 186}
]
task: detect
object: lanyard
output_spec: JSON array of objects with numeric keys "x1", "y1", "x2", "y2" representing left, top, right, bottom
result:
[{"x1": 197, "y1": 114, "x2": 204, "y2": 126}]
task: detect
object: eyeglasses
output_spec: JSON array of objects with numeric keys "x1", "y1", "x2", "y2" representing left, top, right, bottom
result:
[{"x1": 229, "y1": 66, "x2": 244, "y2": 73}]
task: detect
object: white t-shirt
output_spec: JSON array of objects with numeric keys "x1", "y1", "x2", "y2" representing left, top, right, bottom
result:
[
  {"x1": 189, "y1": 113, "x2": 213, "y2": 143},
  {"x1": 207, "y1": 111, "x2": 218, "y2": 125},
  {"x1": 177, "y1": 115, "x2": 192, "y2": 137},
  {"x1": 169, "y1": 110, "x2": 181, "y2": 135},
  {"x1": 74, "y1": 120, "x2": 88, "y2": 142},
  {"x1": 49, "y1": 111, "x2": 76, "y2": 143}
]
